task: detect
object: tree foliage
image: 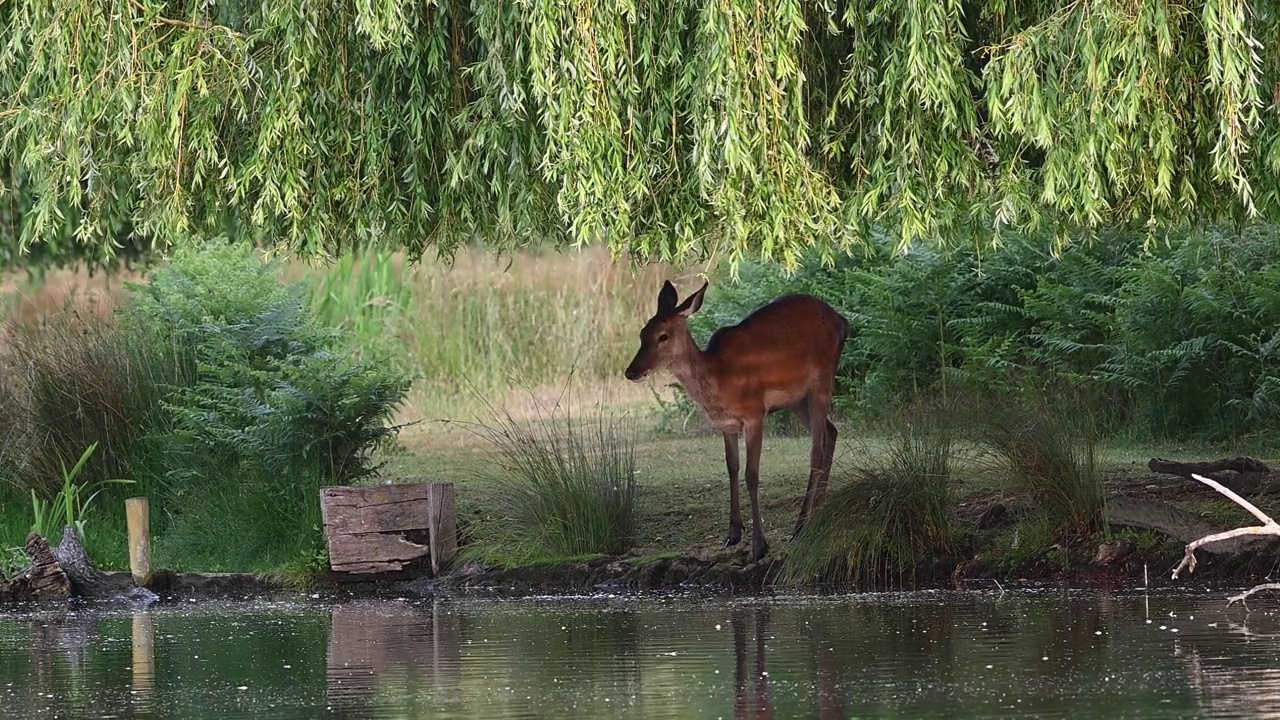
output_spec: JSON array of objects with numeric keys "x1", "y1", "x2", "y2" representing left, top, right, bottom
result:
[{"x1": 1, "y1": 1, "x2": 1277, "y2": 269}]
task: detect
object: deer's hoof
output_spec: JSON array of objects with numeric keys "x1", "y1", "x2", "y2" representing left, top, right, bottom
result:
[
  {"x1": 722, "y1": 533, "x2": 742, "y2": 548},
  {"x1": 751, "y1": 540, "x2": 769, "y2": 563}
]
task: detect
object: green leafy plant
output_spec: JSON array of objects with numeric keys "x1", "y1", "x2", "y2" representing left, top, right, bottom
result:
[
  {"x1": 0, "y1": 546, "x2": 27, "y2": 579},
  {"x1": 30, "y1": 443, "x2": 135, "y2": 540}
]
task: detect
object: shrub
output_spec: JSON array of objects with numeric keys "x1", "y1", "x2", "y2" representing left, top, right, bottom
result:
[
  {"x1": 784, "y1": 419, "x2": 954, "y2": 587},
  {"x1": 120, "y1": 239, "x2": 412, "y2": 569},
  {"x1": 124, "y1": 240, "x2": 410, "y2": 484},
  {"x1": 978, "y1": 403, "x2": 1105, "y2": 536},
  {"x1": 468, "y1": 390, "x2": 638, "y2": 560}
]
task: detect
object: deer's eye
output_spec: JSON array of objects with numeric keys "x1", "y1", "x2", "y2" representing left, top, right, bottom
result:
[{"x1": 657, "y1": 333, "x2": 669, "y2": 343}]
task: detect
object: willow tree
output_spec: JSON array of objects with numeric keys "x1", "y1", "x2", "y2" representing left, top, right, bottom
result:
[{"x1": 1, "y1": 1, "x2": 1277, "y2": 269}]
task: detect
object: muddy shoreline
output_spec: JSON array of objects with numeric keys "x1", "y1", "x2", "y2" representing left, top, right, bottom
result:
[
  {"x1": 79, "y1": 537, "x2": 1278, "y2": 603},
  {"x1": 1, "y1": 540, "x2": 1274, "y2": 607}
]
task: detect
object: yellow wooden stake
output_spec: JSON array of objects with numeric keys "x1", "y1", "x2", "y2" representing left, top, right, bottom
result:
[{"x1": 126, "y1": 497, "x2": 152, "y2": 587}]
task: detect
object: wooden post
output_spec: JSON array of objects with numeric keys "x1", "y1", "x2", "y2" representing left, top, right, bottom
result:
[
  {"x1": 126, "y1": 497, "x2": 152, "y2": 588},
  {"x1": 428, "y1": 483, "x2": 457, "y2": 575},
  {"x1": 132, "y1": 611, "x2": 155, "y2": 703}
]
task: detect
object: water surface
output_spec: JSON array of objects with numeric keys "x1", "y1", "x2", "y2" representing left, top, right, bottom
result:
[{"x1": 2, "y1": 589, "x2": 1279, "y2": 718}]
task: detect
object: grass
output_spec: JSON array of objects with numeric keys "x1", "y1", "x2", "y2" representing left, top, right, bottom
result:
[
  {"x1": 453, "y1": 385, "x2": 639, "y2": 564},
  {"x1": 782, "y1": 422, "x2": 955, "y2": 587},
  {"x1": 289, "y1": 244, "x2": 678, "y2": 421},
  {"x1": 977, "y1": 404, "x2": 1107, "y2": 536}
]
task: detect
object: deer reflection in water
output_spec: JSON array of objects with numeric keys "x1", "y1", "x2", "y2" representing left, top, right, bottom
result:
[
  {"x1": 731, "y1": 606, "x2": 774, "y2": 720},
  {"x1": 730, "y1": 605, "x2": 850, "y2": 720}
]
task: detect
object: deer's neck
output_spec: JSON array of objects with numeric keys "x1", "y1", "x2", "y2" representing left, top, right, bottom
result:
[{"x1": 669, "y1": 339, "x2": 722, "y2": 412}]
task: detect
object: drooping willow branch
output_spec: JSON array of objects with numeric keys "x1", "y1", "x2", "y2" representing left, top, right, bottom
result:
[
  {"x1": 124, "y1": 0, "x2": 247, "y2": 38},
  {"x1": 0, "y1": 0, "x2": 1276, "y2": 269}
]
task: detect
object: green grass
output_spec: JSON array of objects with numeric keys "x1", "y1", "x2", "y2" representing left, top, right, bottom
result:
[
  {"x1": 457, "y1": 387, "x2": 639, "y2": 563},
  {"x1": 291, "y1": 245, "x2": 671, "y2": 420},
  {"x1": 782, "y1": 423, "x2": 955, "y2": 587},
  {"x1": 978, "y1": 404, "x2": 1107, "y2": 536}
]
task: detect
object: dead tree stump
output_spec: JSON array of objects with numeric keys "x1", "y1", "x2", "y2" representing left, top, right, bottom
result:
[
  {"x1": 53, "y1": 526, "x2": 119, "y2": 598},
  {"x1": 321, "y1": 483, "x2": 458, "y2": 577},
  {"x1": 0, "y1": 534, "x2": 71, "y2": 600},
  {"x1": 1, "y1": 527, "x2": 151, "y2": 602}
]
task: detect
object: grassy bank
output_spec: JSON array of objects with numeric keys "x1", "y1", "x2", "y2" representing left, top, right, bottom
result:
[
  {"x1": 380, "y1": 410, "x2": 1279, "y2": 585},
  {"x1": 0, "y1": 243, "x2": 680, "y2": 579},
  {"x1": 4, "y1": 232, "x2": 1280, "y2": 588}
]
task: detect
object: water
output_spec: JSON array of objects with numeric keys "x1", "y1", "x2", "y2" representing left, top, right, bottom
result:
[{"x1": 2, "y1": 589, "x2": 1279, "y2": 719}]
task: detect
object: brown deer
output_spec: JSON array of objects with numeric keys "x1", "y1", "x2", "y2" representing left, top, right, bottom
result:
[{"x1": 624, "y1": 280, "x2": 849, "y2": 561}]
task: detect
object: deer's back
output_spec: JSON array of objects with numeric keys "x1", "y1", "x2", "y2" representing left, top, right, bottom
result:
[{"x1": 705, "y1": 294, "x2": 848, "y2": 374}]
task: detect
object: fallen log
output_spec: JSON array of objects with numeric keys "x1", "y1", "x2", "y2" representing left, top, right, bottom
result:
[
  {"x1": 1147, "y1": 456, "x2": 1276, "y2": 496},
  {"x1": 1148, "y1": 457, "x2": 1271, "y2": 477},
  {"x1": 1108, "y1": 496, "x2": 1263, "y2": 554}
]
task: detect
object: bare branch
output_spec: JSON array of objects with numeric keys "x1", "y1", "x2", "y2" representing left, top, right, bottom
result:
[
  {"x1": 1170, "y1": 473, "x2": 1280, "y2": 579},
  {"x1": 1191, "y1": 473, "x2": 1277, "y2": 526},
  {"x1": 1228, "y1": 583, "x2": 1280, "y2": 607}
]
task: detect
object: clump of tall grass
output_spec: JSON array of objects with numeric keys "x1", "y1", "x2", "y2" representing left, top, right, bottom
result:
[
  {"x1": 978, "y1": 403, "x2": 1106, "y2": 535},
  {"x1": 466, "y1": 388, "x2": 639, "y2": 560},
  {"x1": 0, "y1": 304, "x2": 173, "y2": 497},
  {"x1": 784, "y1": 423, "x2": 954, "y2": 587}
]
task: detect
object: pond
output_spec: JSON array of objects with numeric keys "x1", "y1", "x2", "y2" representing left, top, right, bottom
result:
[{"x1": 1, "y1": 589, "x2": 1278, "y2": 719}]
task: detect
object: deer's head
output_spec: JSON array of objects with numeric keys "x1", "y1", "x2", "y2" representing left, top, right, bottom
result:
[{"x1": 624, "y1": 280, "x2": 707, "y2": 381}]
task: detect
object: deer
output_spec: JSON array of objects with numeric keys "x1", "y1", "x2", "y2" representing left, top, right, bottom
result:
[{"x1": 624, "y1": 279, "x2": 850, "y2": 562}]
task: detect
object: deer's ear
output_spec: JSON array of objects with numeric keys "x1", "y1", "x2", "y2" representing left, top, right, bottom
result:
[
  {"x1": 676, "y1": 281, "x2": 708, "y2": 318},
  {"x1": 657, "y1": 281, "x2": 679, "y2": 315}
]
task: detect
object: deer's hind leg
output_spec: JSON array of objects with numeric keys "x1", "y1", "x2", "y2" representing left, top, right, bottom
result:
[
  {"x1": 723, "y1": 432, "x2": 743, "y2": 547},
  {"x1": 792, "y1": 393, "x2": 837, "y2": 538}
]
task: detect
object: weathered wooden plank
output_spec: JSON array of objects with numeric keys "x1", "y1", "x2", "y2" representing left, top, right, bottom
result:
[
  {"x1": 321, "y1": 485, "x2": 433, "y2": 535},
  {"x1": 322, "y1": 499, "x2": 431, "y2": 536},
  {"x1": 429, "y1": 483, "x2": 457, "y2": 575},
  {"x1": 328, "y1": 533, "x2": 429, "y2": 570},
  {"x1": 322, "y1": 484, "x2": 432, "y2": 507},
  {"x1": 321, "y1": 482, "x2": 458, "y2": 576}
]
